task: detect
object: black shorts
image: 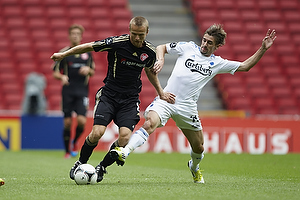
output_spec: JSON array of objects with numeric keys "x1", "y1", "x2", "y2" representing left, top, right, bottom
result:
[
  {"x1": 62, "y1": 93, "x2": 88, "y2": 118},
  {"x1": 93, "y1": 88, "x2": 140, "y2": 131}
]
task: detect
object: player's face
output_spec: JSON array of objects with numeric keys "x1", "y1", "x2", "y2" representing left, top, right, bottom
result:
[
  {"x1": 200, "y1": 34, "x2": 218, "y2": 57},
  {"x1": 69, "y1": 28, "x2": 82, "y2": 46},
  {"x1": 129, "y1": 24, "x2": 148, "y2": 48}
]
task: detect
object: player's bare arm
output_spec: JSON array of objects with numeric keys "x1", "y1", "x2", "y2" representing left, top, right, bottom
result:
[
  {"x1": 237, "y1": 29, "x2": 276, "y2": 72},
  {"x1": 79, "y1": 65, "x2": 95, "y2": 77},
  {"x1": 144, "y1": 67, "x2": 176, "y2": 104},
  {"x1": 51, "y1": 42, "x2": 94, "y2": 61},
  {"x1": 53, "y1": 70, "x2": 69, "y2": 85},
  {"x1": 152, "y1": 44, "x2": 167, "y2": 74}
]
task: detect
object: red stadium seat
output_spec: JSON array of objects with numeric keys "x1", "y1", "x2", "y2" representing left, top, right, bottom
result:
[
  {"x1": 283, "y1": 11, "x2": 300, "y2": 22},
  {"x1": 24, "y1": 6, "x2": 45, "y2": 18},
  {"x1": 271, "y1": 87, "x2": 292, "y2": 99},
  {"x1": 22, "y1": 0, "x2": 41, "y2": 6},
  {"x1": 86, "y1": 0, "x2": 107, "y2": 7},
  {"x1": 236, "y1": 1, "x2": 256, "y2": 10},
  {"x1": 28, "y1": 18, "x2": 47, "y2": 30},
  {"x1": 244, "y1": 76, "x2": 265, "y2": 88},
  {"x1": 279, "y1": 0, "x2": 299, "y2": 11},
  {"x1": 258, "y1": 0, "x2": 278, "y2": 11},
  {"x1": 215, "y1": 0, "x2": 235, "y2": 9},
  {"x1": 109, "y1": 0, "x2": 129, "y2": 9},
  {"x1": 227, "y1": 96, "x2": 253, "y2": 113},
  {"x1": 262, "y1": 11, "x2": 282, "y2": 22},
  {"x1": 254, "y1": 97, "x2": 275, "y2": 111},
  {"x1": 266, "y1": 76, "x2": 288, "y2": 88},
  {"x1": 245, "y1": 22, "x2": 265, "y2": 34},
  {"x1": 219, "y1": 10, "x2": 239, "y2": 22}
]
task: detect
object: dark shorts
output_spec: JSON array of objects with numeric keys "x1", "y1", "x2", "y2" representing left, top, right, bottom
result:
[
  {"x1": 93, "y1": 88, "x2": 140, "y2": 131},
  {"x1": 62, "y1": 93, "x2": 88, "y2": 118}
]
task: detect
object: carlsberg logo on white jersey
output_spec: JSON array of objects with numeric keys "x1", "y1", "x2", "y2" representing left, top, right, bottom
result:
[{"x1": 185, "y1": 58, "x2": 212, "y2": 76}]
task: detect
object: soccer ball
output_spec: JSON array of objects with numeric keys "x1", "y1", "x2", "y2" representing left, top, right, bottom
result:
[{"x1": 74, "y1": 164, "x2": 97, "y2": 185}]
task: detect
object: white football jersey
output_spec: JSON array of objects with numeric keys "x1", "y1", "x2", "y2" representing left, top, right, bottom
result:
[{"x1": 164, "y1": 41, "x2": 241, "y2": 105}]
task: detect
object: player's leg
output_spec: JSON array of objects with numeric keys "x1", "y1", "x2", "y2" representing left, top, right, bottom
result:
[
  {"x1": 63, "y1": 117, "x2": 72, "y2": 158},
  {"x1": 70, "y1": 125, "x2": 106, "y2": 180},
  {"x1": 182, "y1": 129, "x2": 205, "y2": 183},
  {"x1": 71, "y1": 96, "x2": 88, "y2": 156},
  {"x1": 95, "y1": 98, "x2": 140, "y2": 180},
  {"x1": 62, "y1": 93, "x2": 74, "y2": 158},
  {"x1": 71, "y1": 115, "x2": 86, "y2": 157},
  {"x1": 110, "y1": 110, "x2": 161, "y2": 162},
  {"x1": 70, "y1": 89, "x2": 112, "y2": 181}
]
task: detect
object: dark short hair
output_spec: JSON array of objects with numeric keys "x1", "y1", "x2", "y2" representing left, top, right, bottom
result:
[
  {"x1": 205, "y1": 24, "x2": 227, "y2": 46},
  {"x1": 68, "y1": 24, "x2": 85, "y2": 35}
]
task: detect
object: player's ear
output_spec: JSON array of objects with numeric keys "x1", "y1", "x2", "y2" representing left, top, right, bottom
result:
[{"x1": 215, "y1": 44, "x2": 222, "y2": 50}]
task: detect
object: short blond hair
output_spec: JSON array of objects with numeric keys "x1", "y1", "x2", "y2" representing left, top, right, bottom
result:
[
  {"x1": 68, "y1": 24, "x2": 85, "y2": 35},
  {"x1": 129, "y1": 16, "x2": 149, "y2": 31}
]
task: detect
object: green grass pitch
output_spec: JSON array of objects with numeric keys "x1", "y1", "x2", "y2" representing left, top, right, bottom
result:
[{"x1": 0, "y1": 151, "x2": 299, "y2": 200}]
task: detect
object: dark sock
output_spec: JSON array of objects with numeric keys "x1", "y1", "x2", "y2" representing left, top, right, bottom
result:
[
  {"x1": 79, "y1": 136, "x2": 98, "y2": 164},
  {"x1": 63, "y1": 129, "x2": 71, "y2": 153},
  {"x1": 100, "y1": 141, "x2": 118, "y2": 168},
  {"x1": 73, "y1": 126, "x2": 84, "y2": 144}
]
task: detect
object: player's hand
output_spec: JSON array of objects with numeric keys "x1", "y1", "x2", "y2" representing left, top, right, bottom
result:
[
  {"x1": 61, "y1": 75, "x2": 69, "y2": 86},
  {"x1": 160, "y1": 92, "x2": 176, "y2": 104},
  {"x1": 79, "y1": 66, "x2": 90, "y2": 76},
  {"x1": 262, "y1": 29, "x2": 276, "y2": 50},
  {"x1": 50, "y1": 53, "x2": 65, "y2": 61},
  {"x1": 152, "y1": 59, "x2": 164, "y2": 74}
]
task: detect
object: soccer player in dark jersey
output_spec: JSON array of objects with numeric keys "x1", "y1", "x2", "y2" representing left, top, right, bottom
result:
[
  {"x1": 52, "y1": 24, "x2": 95, "y2": 159},
  {"x1": 51, "y1": 16, "x2": 175, "y2": 182}
]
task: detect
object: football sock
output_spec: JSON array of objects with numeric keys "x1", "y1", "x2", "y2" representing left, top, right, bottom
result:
[
  {"x1": 73, "y1": 126, "x2": 84, "y2": 144},
  {"x1": 190, "y1": 150, "x2": 204, "y2": 171},
  {"x1": 79, "y1": 136, "x2": 98, "y2": 164},
  {"x1": 123, "y1": 127, "x2": 149, "y2": 156},
  {"x1": 101, "y1": 141, "x2": 118, "y2": 168},
  {"x1": 63, "y1": 128, "x2": 71, "y2": 153}
]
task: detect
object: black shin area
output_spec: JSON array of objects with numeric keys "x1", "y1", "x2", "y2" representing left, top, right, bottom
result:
[
  {"x1": 74, "y1": 126, "x2": 84, "y2": 144},
  {"x1": 63, "y1": 129, "x2": 71, "y2": 153},
  {"x1": 79, "y1": 136, "x2": 98, "y2": 164},
  {"x1": 100, "y1": 141, "x2": 118, "y2": 168}
]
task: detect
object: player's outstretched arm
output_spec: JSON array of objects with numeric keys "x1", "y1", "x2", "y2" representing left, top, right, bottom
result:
[
  {"x1": 152, "y1": 44, "x2": 168, "y2": 74},
  {"x1": 237, "y1": 29, "x2": 276, "y2": 72},
  {"x1": 50, "y1": 42, "x2": 94, "y2": 61}
]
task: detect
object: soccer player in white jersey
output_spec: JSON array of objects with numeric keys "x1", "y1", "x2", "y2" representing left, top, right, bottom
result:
[{"x1": 110, "y1": 24, "x2": 276, "y2": 183}]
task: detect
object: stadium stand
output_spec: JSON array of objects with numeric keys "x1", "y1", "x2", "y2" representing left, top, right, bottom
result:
[
  {"x1": 187, "y1": 0, "x2": 300, "y2": 115},
  {"x1": 1, "y1": 0, "x2": 299, "y2": 116},
  {"x1": 0, "y1": 0, "x2": 161, "y2": 112}
]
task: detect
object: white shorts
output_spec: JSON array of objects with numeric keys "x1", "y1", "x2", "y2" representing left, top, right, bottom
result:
[{"x1": 144, "y1": 97, "x2": 202, "y2": 131}]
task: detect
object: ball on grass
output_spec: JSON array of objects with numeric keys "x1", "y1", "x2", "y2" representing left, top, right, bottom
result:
[{"x1": 0, "y1": 178, "x2": 4, "y2": 186}]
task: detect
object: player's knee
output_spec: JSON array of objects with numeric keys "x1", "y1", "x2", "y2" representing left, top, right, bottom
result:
[
  {"x1": 64, "y1": 118, "x2": 72, "y2": 128},
  {"x1": 89, "y1": 126, "x2": 105, "y2": 142},
  {"x1": 77, "y1": 115, "x2": 87, "y2": 126},
  {"x1": 192, "y1": 143, "x2": 204, "y2": 154},
  {"x1": 118, "y1": 127, "x2": 132, "y2": 146},
  {"x1": 142, "y1": 117, "x2": 158, "y2": 134}
]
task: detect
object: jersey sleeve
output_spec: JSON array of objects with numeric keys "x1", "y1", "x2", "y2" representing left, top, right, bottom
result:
[
  {"x1": 87, "y1": 52, "x2": 94, "y2": 69},
  {"x1": 217, "y1": 59, "x2": 241, "y2": 75},
  {"x1": 52, "y1": 46, "x2": 69, "y2": 72},
  {"x1": 52, "y1": 59, "x2": 66, "y2": 72},
  {"x1": 166, "y1": 41, "x2": 191, "y2": 55},
  {"x1": 92, "y1": 34, "x2": 129, "y2": 52}
]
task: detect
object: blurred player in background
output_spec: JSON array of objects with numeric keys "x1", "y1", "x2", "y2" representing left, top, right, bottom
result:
[
  {"x1": 51, "y1": 16, "x2": 175, "y2": 182},
  {"x1": 52, "y1": 24, "x2": 95, "y2": 159},
  {"x1": 110, "y1": 25, "x2": 276, "y2": 183}
]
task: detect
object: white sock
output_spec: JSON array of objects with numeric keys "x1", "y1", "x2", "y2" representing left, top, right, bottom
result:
[
  {"x1": 123, "y1": 127, "x2": 149, "y2": 157},
  {"x1": 190, "y1": 150, "x2": 204, "y2": 171}
]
